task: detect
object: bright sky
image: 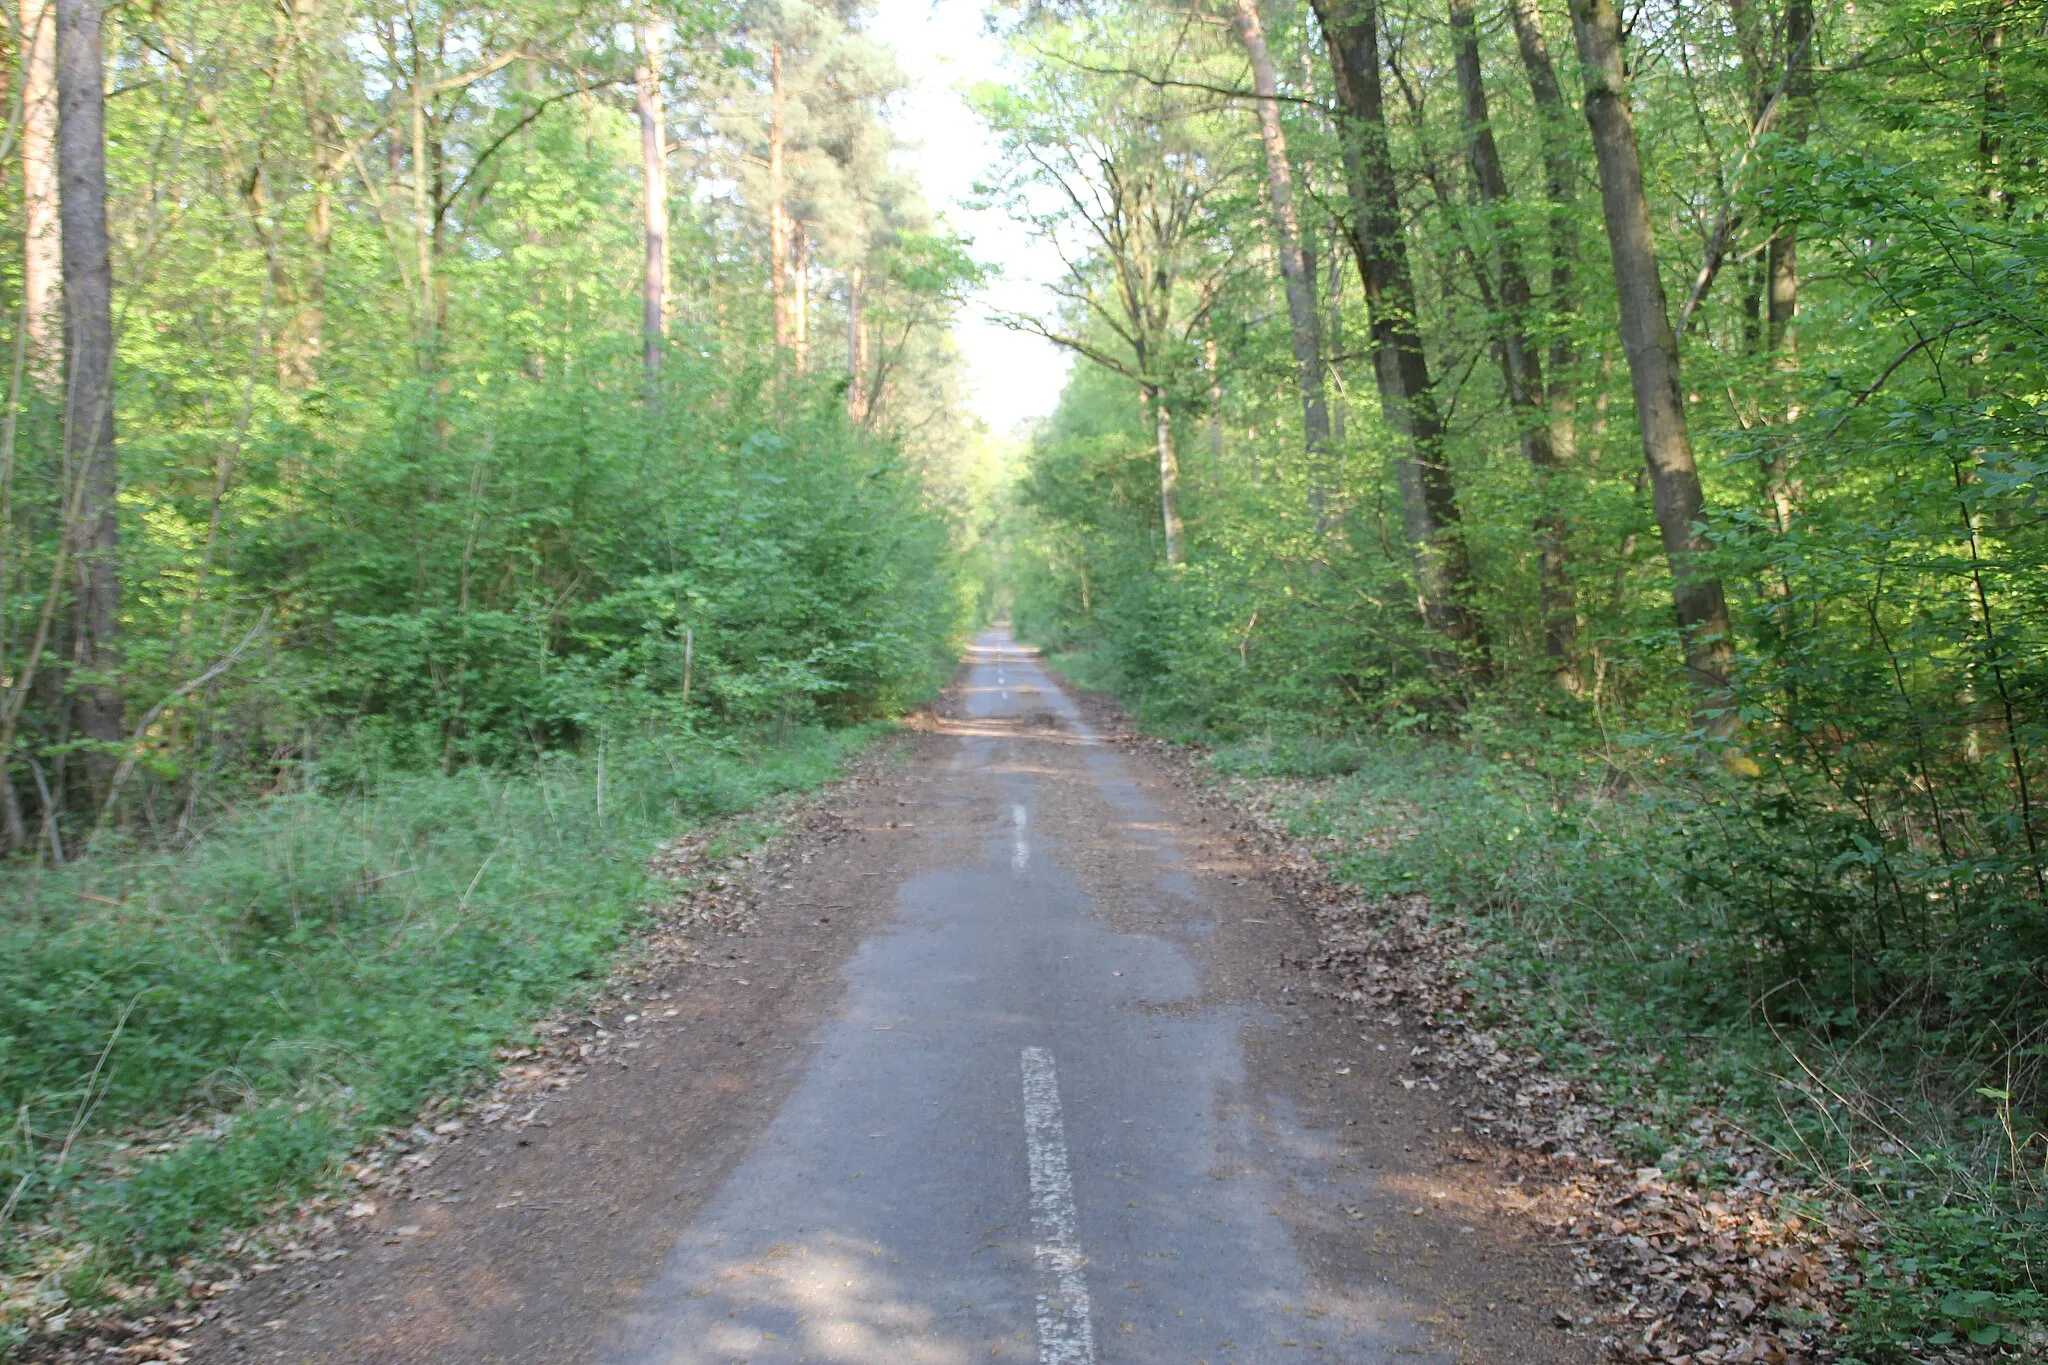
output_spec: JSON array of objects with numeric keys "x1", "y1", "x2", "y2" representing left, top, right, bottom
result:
[{"x1": 864, "y1": 0, "x2": 1072, "y2": 435}]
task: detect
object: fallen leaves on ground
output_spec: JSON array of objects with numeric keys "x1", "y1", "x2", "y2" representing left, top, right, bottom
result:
[{"x1": 1121, "y1": 733, "x2": 1871, "y2": 1365}]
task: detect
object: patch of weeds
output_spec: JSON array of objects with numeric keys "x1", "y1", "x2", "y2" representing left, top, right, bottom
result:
[
  {"x1": 0, "y1": 721, "x2": 885, "y2": 1331},
  {"x1": 1219, "y1": 727, "x2": 2047, "y2": 1356}
]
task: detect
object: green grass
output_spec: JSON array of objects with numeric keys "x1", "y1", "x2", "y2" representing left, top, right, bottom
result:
[
  {"x1": 1206, "y1": 730, "x2": 2047, "y2": 1359},
  {"x1": 0, "y1": 722, "x2": 885, "y2": 1338}
]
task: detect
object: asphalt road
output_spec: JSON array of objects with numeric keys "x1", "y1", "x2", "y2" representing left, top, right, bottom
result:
[
  {"x1": 603, "y1": 629, "x2": 1433, "y2": 1364},
  {"x1": 192, "y1": 628, "x2": 1587, "y2": 1365}
]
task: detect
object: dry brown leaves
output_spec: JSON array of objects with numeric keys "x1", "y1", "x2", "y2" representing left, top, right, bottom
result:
[{"x1": 1124, "y1": 736, "x2": 1866, "y2": 1365}]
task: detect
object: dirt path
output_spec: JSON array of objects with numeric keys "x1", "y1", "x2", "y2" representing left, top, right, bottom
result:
[{"x1": 192, "y1": 630, "x2": 1594, "y2": 1365}]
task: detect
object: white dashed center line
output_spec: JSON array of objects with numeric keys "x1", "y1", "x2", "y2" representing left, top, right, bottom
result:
[
  {"x1": 1012, "y1": 804, "x2": 1030, "y2": 871},
  {"x1": 1021, "y1": 1047, "x2": 1096, "y2": 1365}
]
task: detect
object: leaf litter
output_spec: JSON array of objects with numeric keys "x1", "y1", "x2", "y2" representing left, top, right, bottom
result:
[{"x1": 1118, "y1": 731, "x2": 1922, "y2": 1365}]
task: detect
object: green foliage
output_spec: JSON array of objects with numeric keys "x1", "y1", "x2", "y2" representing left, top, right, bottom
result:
[
  {"x1": 1224, "y1": 729, "x2": 2047, "y2": 1353},
  {"x1": 0, "y1": 723, "x2": 881, "y2": 1302},
  {"x1": 995, "y1": 0, "x2": 2048, "y2": 1348}
]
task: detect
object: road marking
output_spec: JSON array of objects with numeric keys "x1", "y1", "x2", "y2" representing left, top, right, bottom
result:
[
  {"x1": 1021, "y1": 1047, "x2": 1096, "y2": 1365},
  {"x1": 1012, "y1": 804, "x2": 1030, "y2": 871}
]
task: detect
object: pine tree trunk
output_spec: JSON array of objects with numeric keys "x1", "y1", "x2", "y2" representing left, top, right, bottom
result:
[
  {"x1": 1449, "y1": 0, "x2": 1577, "y2": 682},
  {"x1": 22, "y1": 0, "x2": 60, "y2": 386},
  {"x1": 1311, "y1": 0, "x2": 1484, "y2": 660},
  {"x1": 1568, "y1": 0, "x2": 1735, "y2": 709},
  {"x1": 792, "y1": 224, "x2": 810, "y2": 375},
  {"x1": 56, "y1": 0, "x2": 123, "y2": 801},
  {"x1": 1230, "y1": 0, "x2": 1333, "y2": 530},
  {"x1": 635, "y1": 19, "x2": 670, "y2": 387}
]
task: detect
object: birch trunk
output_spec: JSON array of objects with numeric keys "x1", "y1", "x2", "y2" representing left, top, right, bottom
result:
[
  {"x1": 1230, "y1": 0, "x2": 1332, "y2": 529},
  {"x1": 22, "y1": 0, "x2": 60, "y2": 385},
  {"x1": 1568, "y1": 0, "x2": 1735, "y2": 708},
  {"x1": 56, "y1": 0, "x2": 123, "y2": 799}
]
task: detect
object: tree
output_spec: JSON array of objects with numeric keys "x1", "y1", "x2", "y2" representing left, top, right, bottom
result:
[
  {"x1": 637, "y1": 16, "x2": 672, "y2": 385},
  {"x1": 1229, "y1": 0, "x2": 1332, "y2": 530},
  {"x1": 56, "y1": 0, "x2": 122, "y2": 799},
  {"x1": 974, "y1": 30, "x2": 1231, "y2": 567},
  {"x1": 1447, "y1": 0, "x2": 1576, "y2": 681},
  {"x1": 1568, "y1": 0, "x2": 1733, "y2": 710},
  {"x1": 21, "y1": 0, "x2": 60, "y2": 384},
  {"x1": 1312, "y1": 0, "x2": 1484, "y2": 659}
]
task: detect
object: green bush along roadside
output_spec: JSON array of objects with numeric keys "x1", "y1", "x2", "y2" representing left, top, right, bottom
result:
[{"x1": 0, "y1": 723, "x2": 884, "y2": 1341}]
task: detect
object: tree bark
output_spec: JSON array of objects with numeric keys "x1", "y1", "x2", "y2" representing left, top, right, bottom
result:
[
  {"x1": 286, "y1": 106, "x2": 341, "y2": 388},
  {"x1": 56, "y1": 0, "x2": 123, "y2": 800},
  {"x1": 1763, "y1": 0, "x2": 1812, "y2": 531},
  {"x1": 1311, "y1": 0, "x2": 1483, "y2": 658},
  {"x1": 1230, "y1": 0, "x2": 1333, "y2": 530},
  {"x1": 22, "y1": 0, "x2": 60, "y2": 386},
  {"x1": 1978, "y1": 0, "x2": 2009, "y2": 214},
  {"x1": 1204, "y1": 334, "x2": 1224, "y2": 463},
  {"x1": 1503, "y1": 0, "x2": 1579, "y2": 461},
  {"x1": 847, "y1": 264, "x2": 870, "y2": 420},
  {"x1": 635, "y1": 18, "x2": 670, "y2": 387},
  {"x1": 1150, "y1": 385, "x2": 1184, "y2": 565},
  {"x1": 1449, "y1": 0, "x2": 1577, "y2": 681},
  {"x1": 768, "y1": 45, "x2": 792, "y2": 353},
  {"x1": 792, "y1": 222, "x2": 810, "y2": 374},
  {"x1": 1568, "y1": 0, "x2": 1735, "y2": 708}
]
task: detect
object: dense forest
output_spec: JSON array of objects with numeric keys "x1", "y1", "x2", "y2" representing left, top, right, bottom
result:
[
  {"x1": 0, "y1": 0, "x2": 985, "y2": 1339},
  {"x1": 2, "y1": 0, "x2": 2044, "y2": 1354},
  {"x1": 989, "y1": 0, "x2": 2048, "y2": 1353}
]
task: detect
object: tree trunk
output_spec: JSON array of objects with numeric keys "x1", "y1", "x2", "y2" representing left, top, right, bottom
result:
[
  {"x1": 792, "y1": 223, "x2": 810, "y2": 375},
  {"x1": 847, "y1": 264, "x2": 869, "y2": 420},
  {"x1": 1763, "y1": 0, "x2": 1811, "y2": 531},
  {"x1": 1979, "y1": 0, "x2": 2009, "y2": 214},
  {"x1": 768, "y1": 45, "x2": 792, "y2": 353},
  {"x1": 409, "y1": 78, "x2": 434, "y2": 344},
  {"x1": 22, "y1": 0, "x2": 60, "y2": 386},
  {"x1": 1204, "y1": 335, "x2": 1224, "y2": 463},
  {"x1": 1568, "y1": 0, "x2": 1735, "y2": 709},
  {"x1": 1150, "y1": 385, "x2": 1184, "y2": 565},
  {"x1": 56, "y1": 0, "x2": 122, "y2": 802},
  {"x1": 1449, "y1": 0, "x2": 1577, "y2": 682},
  {"x1": 1231, "y1": 0, "x2": 1333, "y2": 530},
  {"x1": 286, "y1": 107, "x2": 341, "y2": 389},
  {"x1": 1503, "y1": 0, "x2": 1579, "y2": 462},
  {"x1": 635, "y1": 18, "x2": 670, "y2": 387},
  {"x1": 1311, "y1": 0, "x2": 1483, "y2": 659}
]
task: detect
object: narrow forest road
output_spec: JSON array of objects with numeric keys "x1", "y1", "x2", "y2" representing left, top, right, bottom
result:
[{"x1": 195, "y1": 629, "x2": 1591, "y2": 1365}]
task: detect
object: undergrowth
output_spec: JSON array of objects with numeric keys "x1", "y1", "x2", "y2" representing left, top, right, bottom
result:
[
  {"x1": 0, "y1": 721, "x2": 884, "y2": 1343},
  {"x1": 1197, "y1": 725, "x2": 2045, "y2": 1359}
]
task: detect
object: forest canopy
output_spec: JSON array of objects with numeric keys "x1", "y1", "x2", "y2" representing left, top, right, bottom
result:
[{"x1": 987, "y1": 0, "x2": 2048, "y2": 1351}]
